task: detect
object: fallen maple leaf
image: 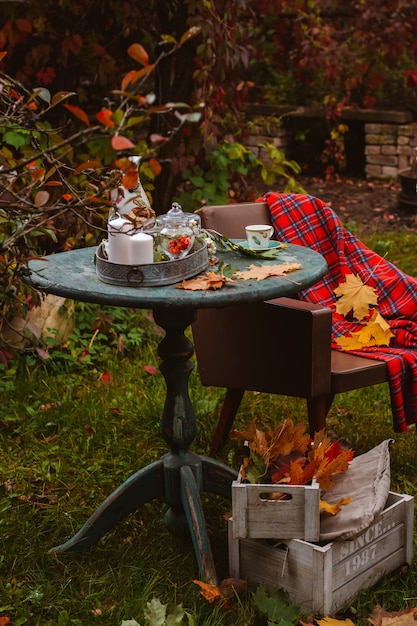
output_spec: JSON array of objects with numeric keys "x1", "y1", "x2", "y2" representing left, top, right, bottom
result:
[
  {"x1": 369, "y1": 605, "x2": 417, "y2": 626},
  {"x1": 317, "y1": 617, "x2": 356, "y2": 626},
  {"x1": 334, "y1": 273, "x2": 378, "y2": 321},
  {"x1": 193, "y1": 580, "x2": 223, "y2": 603},
  {"x1": 335, "y1": 310, "x2": 394, "y2": 350},
  {"x1": 177, "y1": 271, "x2": 233, "y2": 290},
  {"x1": 193, "y1": 579, "x2": 239, "y2": 609},
  {"x1": 234, "y1": 262, "x2": 301, "y2": 281},
  {"x1": 143, "y1": 365, "x2": 158, "y2": 376}
]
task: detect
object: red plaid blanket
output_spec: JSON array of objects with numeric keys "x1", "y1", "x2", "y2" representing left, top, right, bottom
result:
[{"x1": 264, "y1": 191, "x2": 417, "y2": 432}]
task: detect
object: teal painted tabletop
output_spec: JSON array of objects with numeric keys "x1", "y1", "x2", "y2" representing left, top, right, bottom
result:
[{"x1": 26, "y1": 242, "x2": 327, "y2": 308}]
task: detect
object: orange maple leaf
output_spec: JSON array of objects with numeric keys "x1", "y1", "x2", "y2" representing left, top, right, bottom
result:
[
  {"x1": 193, "y1": 580, "x2": 222, "y2": 603},
  {"x1": 314, "y1": 448, "x2": 352, "y2": 491},
  {"x1": 268, "y1": 419, "x2": 311, "y2": 458},
  {"x1": 176, "y1": 271, "x2": 233, "y2": 291}
]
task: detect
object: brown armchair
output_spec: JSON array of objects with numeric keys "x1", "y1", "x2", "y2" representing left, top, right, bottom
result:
[{"x1": 192, "y1": 202, "x2": 388, "y2": 455}]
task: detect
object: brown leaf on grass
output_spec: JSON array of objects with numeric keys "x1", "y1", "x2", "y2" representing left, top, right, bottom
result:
[
  {"x1": 334, "y1": 273, "x2": 378, "y2": 321},
  {"x1": 177, "y1": 271, "x2": 233, "y2": 291},
  {"x1": 234, "y1": 262, "x2": 301, "y2": 281},
  {"x1": 336, "y1": 309, "x2": 394, "y2": 350},
  {"x1": 219, "y1": 577, "x2": 247, "y2": 599},
  {"x1": 369, "y1": 605, "x2": 417, "y2": 626},
  {"x1": 18, "y1": 493, "x2": 58, "y2": 506}
]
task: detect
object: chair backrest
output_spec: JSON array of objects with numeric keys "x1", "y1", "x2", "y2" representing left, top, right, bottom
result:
[
  {"x1": 195, "y1": 201, "x2": 271, "y2": 239},
  {"x1": 192, "y1": 202, "x2": 333, "y2": 399}
]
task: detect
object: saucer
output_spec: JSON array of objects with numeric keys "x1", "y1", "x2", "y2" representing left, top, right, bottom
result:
[{"x1": 238, "y1": 240, "x2": 281, "y2": 252}]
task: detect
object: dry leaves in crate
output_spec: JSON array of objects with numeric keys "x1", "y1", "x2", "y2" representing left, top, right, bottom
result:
[{"x1": 231, "y1": 418, "x2": 353, "y2": 514}]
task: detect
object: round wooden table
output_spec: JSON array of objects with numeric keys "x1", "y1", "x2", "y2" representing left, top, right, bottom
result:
[{"x1": 25, "y1": 242, "x2": 327, "y2": 585}]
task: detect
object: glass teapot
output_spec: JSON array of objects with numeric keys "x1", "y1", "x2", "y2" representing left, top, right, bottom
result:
[{"x1": 158, "y1": 203, "x2": 198, "y2": 260}]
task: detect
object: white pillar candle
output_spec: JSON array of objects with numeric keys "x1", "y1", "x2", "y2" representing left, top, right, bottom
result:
[
  {"x1": 129, "y1": 232, "x2": 154, "y2": 265},
  {"x1": 107, "y1": 217, "x2": 132, "y2": 264}
]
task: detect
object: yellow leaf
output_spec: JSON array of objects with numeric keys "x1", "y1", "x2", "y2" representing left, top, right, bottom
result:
[
  {"x1": 317, "y1": 617, "x2": 356, "y2": 626},
  {"x1": 335, "y1": 310, "x2": 394, "y2": 350},
  {"x1": 334, "y1": 273, "x2": 378, "y2": 321},
  {"x1": 234, "y1": 262, "x2": 301, "y2": 281},
  {"x1": 320, "y1": 497, "x2": 352, "y2": 516}
]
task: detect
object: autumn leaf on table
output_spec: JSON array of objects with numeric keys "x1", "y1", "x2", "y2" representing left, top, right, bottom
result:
[
  {"x1": 334, "y1": 273, "x2": 378, "y2": 320},
  {"x1": 335, "y1": 309, "x2": 394, "y2": 350},
  {"x1": 234, "y1": 261, "x2": 301, "y2": 281},
  {"x1": 176, "y1": 271, "x2": 233, "y2": 290}
]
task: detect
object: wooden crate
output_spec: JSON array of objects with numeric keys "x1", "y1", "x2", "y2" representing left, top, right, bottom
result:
[
  {"x1": 229, "y1": 492, "x2": 414, "y2": 616},
  {"x1": 232, "y1": 480, "x2": 321, "y2": 541}
]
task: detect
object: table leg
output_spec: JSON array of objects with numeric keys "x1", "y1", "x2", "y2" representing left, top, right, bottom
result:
[
  {"x1": 50, "y1": 306, "x2": 237, "y2": 584},
  {"x1": 50, "y1": 460, "x2": 164, "y2": 553}
]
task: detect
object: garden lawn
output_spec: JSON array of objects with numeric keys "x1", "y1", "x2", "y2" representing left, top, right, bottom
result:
[{"x1": 1, "y1": 228, "x2": 417, "y2": 625}]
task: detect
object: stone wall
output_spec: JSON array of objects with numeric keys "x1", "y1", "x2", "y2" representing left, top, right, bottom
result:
[
  {"x1": 244, "y1": 104, "x2": 417, "y2": 179},
  {"x1": 365, "y1": 122, "x2": 417, "y2": 178},
  {"x1": 244, "y1": 116, "x2": 290, "y2": 164}
]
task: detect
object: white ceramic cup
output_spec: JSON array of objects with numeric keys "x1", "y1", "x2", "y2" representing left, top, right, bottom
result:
[{"x1": 245, "y1": 224, "x2": 274, "y2": 250}]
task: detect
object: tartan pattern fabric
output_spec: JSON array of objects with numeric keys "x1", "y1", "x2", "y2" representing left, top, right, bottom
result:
[{"x1": 264, "y1": 191, "x2": 417, "y2": 432}]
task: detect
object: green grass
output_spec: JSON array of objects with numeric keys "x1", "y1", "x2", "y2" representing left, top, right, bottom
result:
[{"x1": 1, "y1": 228, "x2": 417, "y2": 625}]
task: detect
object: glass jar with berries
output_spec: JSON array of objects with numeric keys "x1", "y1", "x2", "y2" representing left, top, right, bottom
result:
[{"x1": 159, "y1": 203, "x2": 195, "y2": 261}]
